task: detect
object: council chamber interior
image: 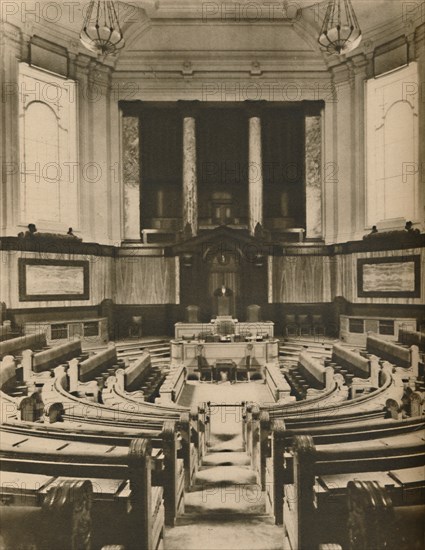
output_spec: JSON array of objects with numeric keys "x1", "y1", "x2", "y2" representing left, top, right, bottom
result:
[{"x1": 0, "y1": 1, "x2": 424, "y2": 549}]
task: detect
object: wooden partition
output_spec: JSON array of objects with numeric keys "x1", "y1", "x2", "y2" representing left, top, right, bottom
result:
[
  {"x1": 171, "y1": 339, "x2": 279, "y2": 370},
  {"x1": 175, "y1": 321, "x2": 274, "y2": 339}
]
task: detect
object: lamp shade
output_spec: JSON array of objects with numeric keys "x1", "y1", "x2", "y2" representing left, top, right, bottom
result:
[
  {"x1": 318, "y1": 0, "x2": 362, "y2": 55},
  {"x1": 80, "y1": 1, "x2": 125, "y2": 57}
]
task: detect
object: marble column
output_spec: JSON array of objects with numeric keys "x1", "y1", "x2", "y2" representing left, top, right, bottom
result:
[
  {"x1": 305, "y1": 115, "x2": 322, "y2": 239},
  {"x1": 248, "y1": 116, "x2": 263, "y2": 235},
  {"x1": 182, "y1": 117, "x2": 198, "y2": 236},
  {"x1": 122, "y1": 115, "x2": 141, "y2": 240}
]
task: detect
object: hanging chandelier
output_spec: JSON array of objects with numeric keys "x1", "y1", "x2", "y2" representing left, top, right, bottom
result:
[
  {"x1": 318, "y1": 0, "x2": 362, "y2": 55},
  {"x1": 80, "y1": 0, "x2": 125, "y2": 57}
]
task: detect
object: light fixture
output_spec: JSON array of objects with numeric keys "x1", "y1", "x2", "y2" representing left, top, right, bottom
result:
[
  {"x1": 318, "y1": 0, "x2": 362, "y2": 55},
  {"x1": 80, "y1": 0, "x2": 125, "y2": 58}
]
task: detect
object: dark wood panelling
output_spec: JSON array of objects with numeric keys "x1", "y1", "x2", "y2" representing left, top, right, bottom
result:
[
  {"x1": 7, "y1": 306, "x2": 100, "y2": 331},
  {"x1": 113, "y1": 304, "x2": 181, "y2": 337},
  {"x1": 272, "y1": 256, "x2": 332, "y2": 303},
  {"x1": 114, "y1": 257, "x2": 176, "y2": 305}
]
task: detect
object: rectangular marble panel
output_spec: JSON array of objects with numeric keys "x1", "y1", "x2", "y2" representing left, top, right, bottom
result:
[{"x1": 305, "y1": 115, "x2": 322, "y2": 239}]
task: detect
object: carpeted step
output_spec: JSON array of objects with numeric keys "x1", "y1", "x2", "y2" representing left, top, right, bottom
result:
[
  {"x1": 201, "y1": 452, "x2": 251, "y2": 468},
  {"x1": 193, "y1": 465, "x2": 257, "y2": 487},
  {"x1": 165, "y1": 517, "x2": 285, "y2": 550},
  {"x1": 183, "y1": 486, "x2": 266, "y2": 516}
]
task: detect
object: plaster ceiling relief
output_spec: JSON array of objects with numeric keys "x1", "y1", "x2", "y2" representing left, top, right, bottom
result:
[
  {"x1": 4, "y1": 0, "x2": 417, "y2": 63},
  {"x1": 124, "y1": 21, "x2": 317, "y2": 53}
]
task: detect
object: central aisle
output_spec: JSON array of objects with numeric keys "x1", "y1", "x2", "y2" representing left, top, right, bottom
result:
[
  {"x1": 165, "y1": 381, "x2": 284, "y2": 550},
  {"x1": 177, "y1": 379, "x2": 275, "y2": 408}
]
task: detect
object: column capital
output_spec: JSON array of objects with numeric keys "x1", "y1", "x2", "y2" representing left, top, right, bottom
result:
[{"x1": 177, "y1": 100, "x2": 201, "y2": 118}]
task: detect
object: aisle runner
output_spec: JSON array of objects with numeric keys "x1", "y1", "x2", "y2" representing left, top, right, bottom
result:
[{"x1": 165, "y1": 381, "x2": 284, "y2": 550}]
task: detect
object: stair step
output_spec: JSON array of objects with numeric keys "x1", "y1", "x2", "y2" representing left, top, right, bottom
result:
[{"x1": 175, "y1": 512, "x2": 274, "y2": 526}]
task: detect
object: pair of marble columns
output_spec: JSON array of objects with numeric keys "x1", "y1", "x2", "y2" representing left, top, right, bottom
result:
[
  {"x1": 123, "y1": 113, "x2": 322, "y2": 241},
  {"x1": 183, "y1": 115, "x2": 263, "y2": 236}
]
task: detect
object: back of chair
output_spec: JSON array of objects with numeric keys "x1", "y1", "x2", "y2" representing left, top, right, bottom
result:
[
  {"x1": 246, "y1": 304, "x2": 261, "y2": 323},
  {"x1": 186, "y1": 305, "x2": 200, "y2": 323}
]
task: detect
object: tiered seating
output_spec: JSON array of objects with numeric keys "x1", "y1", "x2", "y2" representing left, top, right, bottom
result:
[
  {"x1": 0, "y1": 337, "x2": 208, "y2": 547},
  {"x1": 285, "y1": 435, "x2": 424, "y2": 549},
  {"x1": 285, "y1": 350, "x2": 334, "y2": 399},
  {"x1": 259, "y1": 415, "x2": 425, "y2": 527},
  {"x1": 241, "y1": 405, "x2": 424, "y2": 548}
]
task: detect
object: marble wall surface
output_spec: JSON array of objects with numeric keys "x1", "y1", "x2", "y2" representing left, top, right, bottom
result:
[
  {"x1": 305, "y1": 115, "x2": 322, "y2": 239},
  {"x1": 122, "y1": 116, "x2": 141, "y2": 240}
]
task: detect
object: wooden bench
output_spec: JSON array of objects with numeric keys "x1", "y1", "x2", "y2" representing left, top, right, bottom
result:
[
  {"x1": 266, "y1": 416, "x2": 425, "y2": 525},
  {"x1": 37, "y1": 366, "x2": 198, "y2": 492},
  {"x1": 367, "y1": 332, "x2": 420, "y2": 375},
  {"x1": 398, "y1": 327, "x2": 425, "y2": 352},
  {"x1": 285, "y1": 435, "x2": 425, "y2": 549},
  {"x1": 68, "y1": 343, "x2": 124, "y2": 399},
  {"x1": 285, "y1": 351, "x2": 335, "y2": 399},
  {"x1": 331, "y1": 343, "x2": 382, "y2": 397},
  {"x1": 0, "y1": 475, "x2": 93, "y2": 550},
  {"x1": 0, "y1": 432, "x2": 165, "y2": 549},
  {"x1": 266, "y1": 362, "x2": 406, "y2": 421},
  {"x1": 345, "y1": 478, "x2": 424, "y2": 550},
  {"x1": 0, "y1": 332, "x2": 47, "y2": 359},
  {"x1": 21, "y1": 339, "x2": 85, "y2": 383}
]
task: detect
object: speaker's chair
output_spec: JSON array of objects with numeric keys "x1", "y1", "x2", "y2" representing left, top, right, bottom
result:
[
  {"x1": 186, "y1": 305, "x2": 200, "y2": 323},
  {"x1": 246, "y1": 304, "x2": 261, "y2": 323}
]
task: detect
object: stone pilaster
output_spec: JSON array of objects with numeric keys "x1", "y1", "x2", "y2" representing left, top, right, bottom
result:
[
  {"x1": 349, "y1": 54, "x2": 369, "y2": 240},
  {"x1": 248, "y1": 116, "x2": 263, "y2": 235},
  {"x1": 75, "y1": 54, "x2": 93, "y2": 241},
  {"x1": 330, "y1": 62, "x2": 354, "y2": 243},
  {"x1": 182, "y1": 116, "x2": 198, "y2": 236}
]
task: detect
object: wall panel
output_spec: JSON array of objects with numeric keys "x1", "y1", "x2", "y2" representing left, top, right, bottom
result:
[
  {"x1": 114, "y1": 256, "x2": 176, "y2": 304},
  {"x1": 335, "y1": 247, "x2": 425, "y2": 305},
  {"x1": 272, "y1": 255, "x2": 332, "y2": 303},
  {"x1": 0, "y1": 250, "x2": 114, "y2": 309}
]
